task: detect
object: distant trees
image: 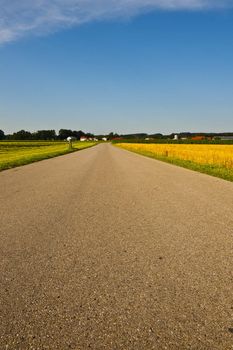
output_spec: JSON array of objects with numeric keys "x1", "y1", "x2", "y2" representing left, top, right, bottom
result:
[
  {"x1": 11, "y1": 130, "x2": 32, "y2": 140},
  {"x1": 86, "y1": 132, "x2": 95, "y2": 139},
  {"x1": 58, "y1": 129, "x2": 73, "y2": 140},
  {"x1": 149, "y1": 133, "x2": 163, "y2": 139},
  {"x1": 108, "y1": 132, "x2": 119, "y2": 140},
  {"x1": 2, "y1": 128, "x2": 233, "y2": 142},
  {"x1": 33, "y1": 130, "x2": 56, "y2": 140},
  {"x1": 0, "y1": 130, "x2": 5, "y2": 140},
  {"x1": 72, "y1": 130, "x2": 86, "y2": 139},
  {"x1": 58, "y1": 129, "x2": 88, "y2": 140},
  {"x1": 0, "y1": 128, "x2": 91, "y2": 140},
  {"x1": 5, "y1": 129, "x2": 56, "y2": 140},
  {"x1": 120, "y1": 133, "x2": 147, "y2": 139}
]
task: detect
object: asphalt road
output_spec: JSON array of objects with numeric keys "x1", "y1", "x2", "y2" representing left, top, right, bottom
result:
[{"x1": 0, "y1": 143, "x2": 233, "y2": 350}]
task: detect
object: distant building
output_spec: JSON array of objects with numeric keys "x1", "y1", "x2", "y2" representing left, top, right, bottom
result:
[
  {"x1": 173, "y1": 135, "x2": 179, "y2": 140},
  {"x1": 102, "y1": 137, "x2": 108, "y2": 142},
  {"x1": 191, "y1": 136, "x2": 206, "y2": 141},
  {"x1": 80, "y1": 136, "x2": 87, "y2": 142},
  {"x1": 112, "y1": 137, "x2": 122, "y2": 141}
]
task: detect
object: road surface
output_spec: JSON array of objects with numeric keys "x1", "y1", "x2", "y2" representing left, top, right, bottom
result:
[{"x1": 0, "y1": 143, "x2": 233, "y2": 350}]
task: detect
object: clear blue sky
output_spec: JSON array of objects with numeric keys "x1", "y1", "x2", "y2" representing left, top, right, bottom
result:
[{"x1": 0, "y1": 1, "x2": 233, "y2": 135}]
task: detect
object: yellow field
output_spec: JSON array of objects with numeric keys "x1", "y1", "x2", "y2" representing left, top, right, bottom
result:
[{"x1": 116, "y1": 143, "x2": 233, "y2": 180}]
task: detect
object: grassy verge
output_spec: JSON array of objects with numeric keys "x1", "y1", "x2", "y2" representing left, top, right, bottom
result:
[
  {"x1": 115, "y1": 146, "x2": 233, "y2": 182},
  {"x1": 0, "y1": 141, "x2": 96, "y2": 171}
]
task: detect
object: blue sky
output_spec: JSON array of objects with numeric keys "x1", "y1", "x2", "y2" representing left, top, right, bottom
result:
[{"x1": 0, "y1": 0, "x2": 233, "y2": 134}]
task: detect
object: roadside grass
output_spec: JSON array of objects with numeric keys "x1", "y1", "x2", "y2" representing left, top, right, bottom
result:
[
  {"x1": 0, "y1": 141, "x2": 96, "y2": 171},
  {"x1": 115, "y1": 144, "x2": 233, "y2": 182}
]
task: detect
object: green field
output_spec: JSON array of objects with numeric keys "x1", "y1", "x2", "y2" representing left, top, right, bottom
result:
[{"x1": 0, "y1": 141, "x2": 96, "y2": 171}]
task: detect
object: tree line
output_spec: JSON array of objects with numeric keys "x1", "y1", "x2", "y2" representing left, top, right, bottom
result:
[
  {"x1": 0, "y1": 129, "x2": 94, "y2": 140},
  {"x1": 1, "y1": 129, "x2": 233, "y2": 141}
]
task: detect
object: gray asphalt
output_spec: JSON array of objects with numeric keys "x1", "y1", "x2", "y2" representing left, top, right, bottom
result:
[{"x1": 0, "y1": 143, "x2": 233, "y2": 350}]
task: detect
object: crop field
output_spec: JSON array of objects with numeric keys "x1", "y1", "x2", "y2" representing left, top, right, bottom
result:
[
  {"x1": 116, "y1": 143, "x2": 233, "y2": 182},
  {"x1": 0, "y1": 141, "x2": 96, "y2": 171}
]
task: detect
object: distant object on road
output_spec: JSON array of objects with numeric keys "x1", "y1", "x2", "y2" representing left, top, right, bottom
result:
[{"x1": 102, "y1": 137, "x2": 108, "y2": 142}]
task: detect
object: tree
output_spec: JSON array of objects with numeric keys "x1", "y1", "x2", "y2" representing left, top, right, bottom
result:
[
  {"x1": 11, "y1": 130, "x2": 32, "y2": 140},
  {"x1": 108, "y1": 132, "x2": 119, "y2": 140},
  {"x1": 149, "y1": 133, "x2": 163, "y2": 139},
  {"x1": 86, "y1": 132, "x2": 94, "y2": 138},
  {"x1": 72, "y1": 130, "x2": 85, "y2": 139},
  {"x1": 0, "y1": 130, "x2": 5, "y2": 140},
  {"x1": 58, "y1": 129, "x2": 73, "y2": 140},
  {"x1": 33, "y1": 130, "x2": 56, "y2": 140}
]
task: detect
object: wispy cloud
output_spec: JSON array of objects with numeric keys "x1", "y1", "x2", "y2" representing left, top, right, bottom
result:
[{"x1": 0, "y1": 0, "x2": 232, "y2": 44}]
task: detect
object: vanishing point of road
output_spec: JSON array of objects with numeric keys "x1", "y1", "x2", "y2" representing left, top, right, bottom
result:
[{"x1": 0, "y1": 143, "x2": 233, "y2": 350}]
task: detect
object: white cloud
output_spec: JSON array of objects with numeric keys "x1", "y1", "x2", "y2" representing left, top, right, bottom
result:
[{"x1": 0, "y1": 0, "x2": 232, "y2": 44}]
